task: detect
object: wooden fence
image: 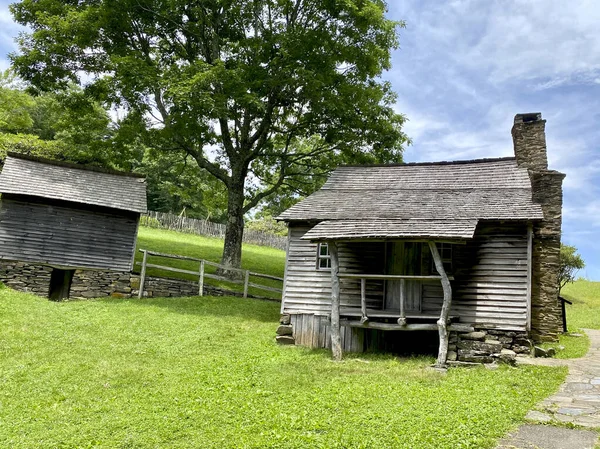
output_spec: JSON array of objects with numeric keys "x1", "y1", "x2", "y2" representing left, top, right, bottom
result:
[
  {"x1": 137, "y1": 249, "x2": 284, "y2": 299},
  {"x1": 141, "y1": 211, "x2": 287, "y2": 250}
]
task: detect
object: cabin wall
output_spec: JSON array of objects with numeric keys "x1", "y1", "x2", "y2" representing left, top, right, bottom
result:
[
  {"x1": 282, "y1": 225, "x2": 384, "y2": 316},
  {"x1": 0, "y1": 197, "x2": 139, "y2": 271},
  {"x1": 421, "y1": 222, "x2": 529, "y2": 331},
  {"x1": 282, "y1": 222, "x2": 530, "y2": 351}
]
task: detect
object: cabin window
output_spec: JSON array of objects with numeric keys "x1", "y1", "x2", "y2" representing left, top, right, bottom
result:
[
  {"x1": 317, "y1": 243, "x2": 331, "y2": 270},
  {"x1": 431, "y1": 242, "x2": 453, "y2": 273}
]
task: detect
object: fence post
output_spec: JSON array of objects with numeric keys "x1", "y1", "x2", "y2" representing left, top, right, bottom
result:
[
  {"x1": 138, "y1": 250, "x2": 148, "y2": 299},
  {"x1": 198, "y1": 260, "x2": 205, "y2": 297},
  {"x1": 243, "y1": 270, "x2": 250, "y2": 298}
]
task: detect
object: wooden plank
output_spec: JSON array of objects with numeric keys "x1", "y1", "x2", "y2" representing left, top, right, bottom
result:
[
  {"x1": 142, "y1": 250, "x2": 203, "y2": 262},
  {"x1": 203, "y1": 273, "x2": 244, "y2": 284},
  {"x1": 340, "y1": 319, "x2": 438, "y2": 331},
  {"x1": 360, "y1": 278, "x2": 368, "y2": 323},
  {"x1": 339, "y1": 274, "x2": 455, "y2": 281},
  {"x1": 526, "y1": 222, "x2": 533, "y2": 331},
  {"x1": 138, "y1": 250, "x2": 148, "y2": 299},
  {"x1": 143, "y1": 263, "x2": 199, "y2": 276},
  {"x1": 249, "y1": 272, "x2": 284, "y2": 282},
  {"x1": 243, "y1": 270, "x2": 250, "y2": 298},
  {"x1": 329, "y1": 241, "x2": 342, "y2": 360},
  {"x1": 198, "y1": 260, "x2": 204, "y2": 296},
  {"x1": 246, "y1": 282, "x2": 282, "y2": 294}
]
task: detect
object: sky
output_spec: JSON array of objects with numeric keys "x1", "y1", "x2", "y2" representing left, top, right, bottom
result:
[{"x1": 0, "y1": 0, "x2": 598, "y2": 279}]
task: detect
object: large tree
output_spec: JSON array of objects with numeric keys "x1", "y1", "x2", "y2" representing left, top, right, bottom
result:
[{"x1": 11, "y1": 0, "x2": 409, "y2": 270}]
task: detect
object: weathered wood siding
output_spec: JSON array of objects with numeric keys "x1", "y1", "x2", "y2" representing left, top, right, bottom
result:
[
  {"x1": 0, "y1": 196, "x2": 139, "y2": 271},
  {"x1": 454, "y1": 223, "x2": 529, "y2": 330},
  {"x1": 290, "y1": 314, "x2": 364, "y2": 352},
  {"x1": 422, "y1": 223, "x2": 529, "y2": 330},
  {"x1": 282, "y1": 225, "x2": 384, "y2": 315}
]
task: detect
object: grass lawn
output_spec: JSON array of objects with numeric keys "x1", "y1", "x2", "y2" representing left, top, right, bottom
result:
[
  {"x1": 542, "y1": 280, "x2": 600, "y2": 359},
  {"x1": 0, "y1": 287, "x2": 567, "y2": 449},
  {"x1": 135, "y1": 227, "x2": 286, "y2": 298},
  {"x1": 561, "y1": 280, "x2": 600, "y2": 330}
]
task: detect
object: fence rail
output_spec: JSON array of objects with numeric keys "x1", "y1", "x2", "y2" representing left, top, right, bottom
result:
[
  {"x1": 137, "y1": 249, "x2": 284, "y2": 299},
  {"x1": 141, "y1": 211, "x2": 287, "y2": 250}
]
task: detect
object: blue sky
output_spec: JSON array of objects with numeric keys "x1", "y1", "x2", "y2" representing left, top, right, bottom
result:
[{"x1": 0, "y1": 1, "x2": 598, "y2": 279}]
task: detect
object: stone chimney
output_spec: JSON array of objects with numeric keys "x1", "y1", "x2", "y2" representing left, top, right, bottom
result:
[
  {"x1": 512, "y1": 113, "x2": 566, "y2": 341},
  {"x1": 512, "y1": 112, "x2": 548, "y2": 171}
]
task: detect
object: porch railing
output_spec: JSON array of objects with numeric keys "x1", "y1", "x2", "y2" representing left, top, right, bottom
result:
[{"x1": 337, "y1": 274, "x2": 455, "y2": 326}]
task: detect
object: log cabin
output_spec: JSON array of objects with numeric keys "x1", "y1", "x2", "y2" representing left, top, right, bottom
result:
[
  {"x1": 0, "y1": 153, "x2": 147, "y2": 300},
  {"x1": 276, "y1": 113, "x2": 565, "y2": 366}
]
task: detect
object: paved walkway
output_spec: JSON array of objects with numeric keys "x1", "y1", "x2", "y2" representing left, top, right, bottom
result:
[{"x1": 496, "y1": 329, "x2": 600, "y2": 448}]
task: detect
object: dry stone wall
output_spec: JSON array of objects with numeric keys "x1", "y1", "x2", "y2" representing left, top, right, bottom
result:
[{"x1": 0, "y1": 261, "x2": 248, "y2": 300}]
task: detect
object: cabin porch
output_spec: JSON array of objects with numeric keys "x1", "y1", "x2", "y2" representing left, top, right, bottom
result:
[{"x1": 336, "y1": 273, "x2": 458, "y2": 331}]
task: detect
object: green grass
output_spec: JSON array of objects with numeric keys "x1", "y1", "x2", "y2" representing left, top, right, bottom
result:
[
  {"x1": 0, "y1": 288, "x2": 567, "y2": 449},
  {"x1": 135, "y1": 226, "x2": 286, "y2": 298},
  {"x1": 541, "y1": 332, "x2": 589, "y2": 359},
  {"x1": 561, "y1": 280, "x2": 600, "y2": 330},
  {"x1": 539, "y1": 279, "x2": 600, "y2": 359}
]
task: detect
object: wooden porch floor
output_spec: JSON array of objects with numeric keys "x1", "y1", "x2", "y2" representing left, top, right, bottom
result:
[
  {"x1": 339, "y1": 307, "x2": 465, "y2": 332},
  {"x1": 339, "y1": 306, "x2": 457, "y2": 321}
]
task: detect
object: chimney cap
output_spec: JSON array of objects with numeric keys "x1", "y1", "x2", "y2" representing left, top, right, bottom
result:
[{"x1": 514, "y1": 112, "x2": 543, "y2": 124}]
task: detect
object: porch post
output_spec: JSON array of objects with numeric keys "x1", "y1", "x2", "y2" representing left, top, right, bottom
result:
[
  {"x1": 329, "y1": 241, "x2": 343, "y2": 361},
  {"x1": 428, "y1": 241, "x2": 452, "y2": 367}
]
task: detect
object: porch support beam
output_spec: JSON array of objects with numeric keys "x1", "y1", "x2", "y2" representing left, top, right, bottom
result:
[
  {"x1": 360, "y1": 278, "x2": 368, "y2": 324},
  {"x1": 428, "y1": 241, "x2": 453, "y2": 368},
  {"x1": 526, "y1": 222, "x2": 533, "y2": 332},
  {"x1": 329, "y1": 241, "x2": 342, "y2": 361},
  {"x1": 397, "y1": 279, "x2": 407, "y2": 326}
]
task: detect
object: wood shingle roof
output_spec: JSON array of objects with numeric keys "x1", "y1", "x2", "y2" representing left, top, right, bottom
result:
[
  {"x1": 0, "y1": 154, "x2": 147, "y2": 213},
  {"x1": 302, "y1": 219, "x2": 479, "y2": 240},
  {"x1": 278, "y1": 157, "x2": 543, "y2": 239}
]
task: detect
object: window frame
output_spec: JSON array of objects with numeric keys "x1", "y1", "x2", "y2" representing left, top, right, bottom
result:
[
  {"x1": 316, "y1": 242, "x2": 332, "y2": 270},
  {"x1": 431, "y1": 242, "x2": 453, "y2": 274}
]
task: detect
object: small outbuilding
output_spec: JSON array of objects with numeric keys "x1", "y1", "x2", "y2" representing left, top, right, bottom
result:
[
  {"x1": 277, "y1": 113, "x2": 565, "y2": 366},
  {"x1": 0, "y1": 153, "x2": 147, "y2": 300}
]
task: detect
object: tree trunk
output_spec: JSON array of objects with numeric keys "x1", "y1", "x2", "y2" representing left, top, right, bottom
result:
[{"x1": 219, "y1": 177, "x2": 245, "y2": 276}]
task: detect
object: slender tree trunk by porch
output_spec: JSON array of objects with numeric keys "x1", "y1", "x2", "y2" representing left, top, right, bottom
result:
[
  {"x1": 219, "y1": 180, "x2": 245, "y2": 276},
  {"x1": 428, "y1": 241, "x2": 452, "y2": 368},
  {"x1": 329, "y1": 241, "x2": 342, "y2": 361}
]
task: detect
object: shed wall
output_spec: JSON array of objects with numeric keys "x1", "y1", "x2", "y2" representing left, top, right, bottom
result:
[{"x1": 0, "y1": 197, "x2": 139, "y2": 271}]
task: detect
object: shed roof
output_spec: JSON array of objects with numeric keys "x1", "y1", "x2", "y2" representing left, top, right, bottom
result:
[
  {"x1": 277, "y1": 157, "x2": 543, "y2": 240},
  {"x1": 302, "y1": 219, "x2": 478, "y2": 240},
  {"x1": 0, "y1": 154, "x2": 147, "y2": 213}
]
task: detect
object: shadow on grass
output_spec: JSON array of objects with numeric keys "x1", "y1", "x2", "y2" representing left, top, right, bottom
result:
[{"x1": 96, "y1": 294, "x2": 280, "y2": 323}]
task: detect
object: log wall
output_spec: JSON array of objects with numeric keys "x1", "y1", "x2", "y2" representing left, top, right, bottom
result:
[{"x1": 0, "y1": 196, "x2": 139, "y2": 271}]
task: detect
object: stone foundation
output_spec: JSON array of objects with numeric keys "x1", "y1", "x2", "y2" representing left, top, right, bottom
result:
[
  {"x1": 450, "y1": 328, "x2": 532, "y2": 365},
  {"x1": 0, "y1": 261, "x2": 253, "y2": 300}
]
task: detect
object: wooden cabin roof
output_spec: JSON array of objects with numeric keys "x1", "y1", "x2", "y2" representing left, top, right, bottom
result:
[
  {"x1": 0, "y1": 154, "x2": 147, "y2": 213},
  {"x1": 301, "y1": 219, "x2": 478, "y2": 240},
  {"x1": 277, "y1": 157, "x2": 543, "y2": 239}
]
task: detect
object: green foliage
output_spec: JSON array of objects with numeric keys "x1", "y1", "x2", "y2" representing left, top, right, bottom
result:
[
  {"x1": 558, "y1": 244, "x2": 585, "y2": 293},
  {"x1": 10, "y1": 0, "x2": 411, "y2": 268},
  {"x1": 0, "y1": 71, "x2": 34, "y2": 132},
  {"x1": 0, "y1": 288, "x2": 566, "y2": 448},
  {"x1": 0, "y1": 131, "x2": 65, "y2": 161},
  {"x1": 246, "y1": 216, "x2": 288, "y2": 237},
  {"x1": 139, "y1": 149, "x2": 228, "y2": 221}
]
